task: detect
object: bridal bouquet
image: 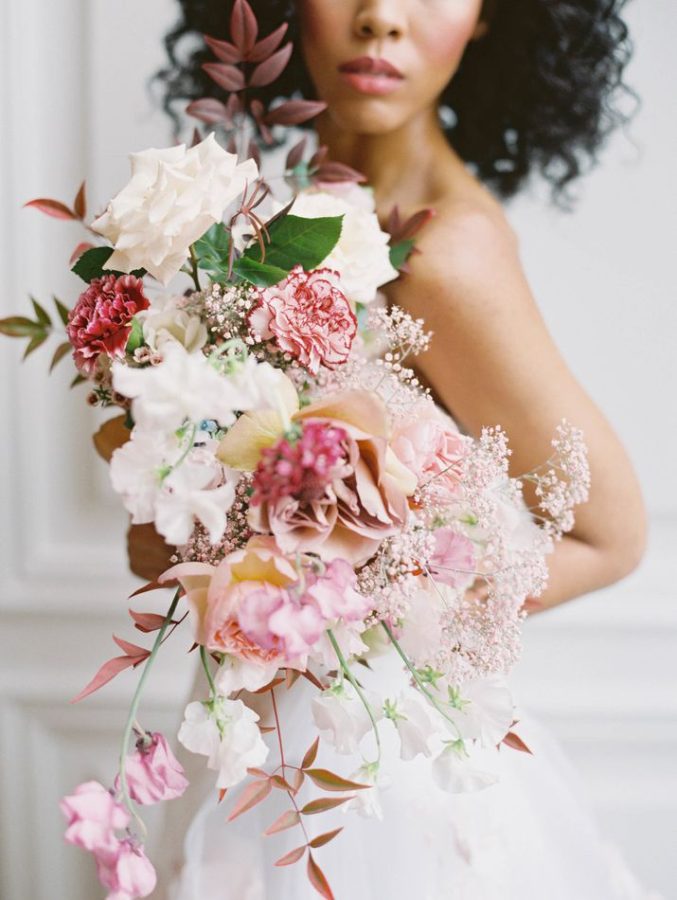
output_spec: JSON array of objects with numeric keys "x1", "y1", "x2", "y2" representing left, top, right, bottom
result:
[{"x1": 1, "y1": 3, "x2": 590, "y2": 897}]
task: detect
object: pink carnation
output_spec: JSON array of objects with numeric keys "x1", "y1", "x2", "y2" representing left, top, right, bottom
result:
[
  {"x1": 67, "y1": 273, "x2": 149, "y2": 374},
  {"x1": 60, "y1": 781, "x2": 129, "y2": 856},
  {"x1": 249, "y1": 266, "x2": 356, "y2": 374},
  {"x1": 115, "y1": 732, "x2": 189, "y2": 806},
  {"x1": 96, "y1": 839, "x2": 157, "y2": 900},
  {"x1": 429, "y1": 527, "x2": 477, "y2": 589}
]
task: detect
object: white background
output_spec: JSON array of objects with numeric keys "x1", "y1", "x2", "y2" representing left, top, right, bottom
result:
[{"x1": 0, "y1": 1, "x2": 675, "y2": 897}]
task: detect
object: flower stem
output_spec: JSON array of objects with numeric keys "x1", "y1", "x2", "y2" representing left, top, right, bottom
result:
[
  {"x1": 188, "y1": 244, "x2": 202, "y2": 292},
  {"x1": 200, "y1": 646, "x2": 217, "y2": 699},
  {"x1": 118, "y1": 589, "x2": 182, "y2": 836},
  {"x1": 381, "y1": 623, "x2": 462, "y2": 739},
  {"x1": 327, "y1": 629, "x2": 381, "y2": 762}
]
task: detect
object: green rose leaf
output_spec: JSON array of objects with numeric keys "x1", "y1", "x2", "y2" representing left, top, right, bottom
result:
[
  {"x1": 125, "y1": 317, "x2": 144, "y2": 354},
  {"x1": 72, "y1": 246, "x2": 146, "y2": 283},
  {"x1": 389, "y1": 239, "x2": 415, "y2": 272},
  {"x1": 244, "y1": 214, "x2": 343, "y2": 274},
  {"x1": 194, "y1": 223, "x2": 232, "y2": 280},
  {"x1": 231, "y1": 256, "x2": 289, "y2": 287}
]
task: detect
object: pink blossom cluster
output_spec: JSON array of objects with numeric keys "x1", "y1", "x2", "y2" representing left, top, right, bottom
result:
[
  {"x1": 61, "y1": 733, "x2": 187, "y2": 899},
  {"x1": 252, "y1": 421, "x2": 350, "y2": 506}
]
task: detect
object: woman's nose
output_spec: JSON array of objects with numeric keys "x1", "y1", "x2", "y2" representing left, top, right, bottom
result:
[{"x1": 353, "y1": 0, "x2": 407, "y2": 41}]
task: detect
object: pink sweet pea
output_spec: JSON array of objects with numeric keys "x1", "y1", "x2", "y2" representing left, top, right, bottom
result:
[
  {"x1": 96, "y1": 839, "x2": 157, "y2": 900},
  {"x1": 429, "y1": 528, "x2": 477, "y2": 589},
  {"x1": 115, "y1": 732, "x2": 189, "y2": 806},
  {"x1": 60, "y1": 781, "x2": 129, "y2": 855}
]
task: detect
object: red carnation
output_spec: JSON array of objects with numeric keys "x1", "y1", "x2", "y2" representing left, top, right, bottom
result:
[
  {"x1": 249, "y1": 266, "x2": 357, "y2": 374},
  {"x1": 67, "y1": 274, "x2": 150, "y2": 374}
]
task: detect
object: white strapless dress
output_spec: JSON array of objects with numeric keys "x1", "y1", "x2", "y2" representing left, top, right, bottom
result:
[{"x1": 168, "y1": 653, "x2": 661, "y2": 900}]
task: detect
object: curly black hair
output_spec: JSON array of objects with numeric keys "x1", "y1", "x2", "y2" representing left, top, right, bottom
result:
[{"x1": 156, "y1": 0, "x2": 633, "y2": 200}]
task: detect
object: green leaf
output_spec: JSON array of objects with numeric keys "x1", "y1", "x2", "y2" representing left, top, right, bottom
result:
[
  {"x1": 300, "y1": 797, "x2": 353, "y2": 816},
  {"x1": 53, "y1": 296, "x2": 71, "y2": 326},
  {"x1": 389, "y1": 239, "x2": 415, "y2": 271},
  {"x1": 194, "y1": 224, "x2": 232, "y2": 280},
  {"x1": 50, "y1": 342, "x2": 72, "y2": 372},
  {"x1": 231, "y1": 256, "x2": 288, "y2": 287},
  {"x1": 31, "y1": 296, "x2": 52, "y2": 327},
  {"x1": 0, "y1": 316, "x2": 43, "y2": 337},
  {"x1": 125, "y1": 317, "x2": 144, "y2": 354},
  {"x1": 70, "y1": 373, "x2": 87, "y2": 389},
  {"x1": 72, "y1": 246, "x2": 146, "y2": 283},
  {"x1": 23, "y1": 331, "x2": 49, "y2": 359},
  {"x1": 243, "y1": 214, "x2": 343, "y2": 273}
]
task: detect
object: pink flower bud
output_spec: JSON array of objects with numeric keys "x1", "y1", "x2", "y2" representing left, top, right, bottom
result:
[
  {"x1": 115, "y1": 732, "x2": 189, "y2": 806},
  {"x1": 96, "y1": 839, "x2": 157, "y2": 900},
  {"x1": 60, "y1": 781, "x2": 129, "y2": 855}
]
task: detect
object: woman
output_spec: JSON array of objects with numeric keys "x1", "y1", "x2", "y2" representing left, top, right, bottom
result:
[{"x1": 142, "y1": 1, "x2": 652, "y2": 897}]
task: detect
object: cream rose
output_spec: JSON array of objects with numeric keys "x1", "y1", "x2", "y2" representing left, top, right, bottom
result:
[
  {"x1": 92, "y1": 134, "x2": 258, "y2": 285},
  {"x1": 292, "y1": 186, "x2": 398, "y2": 304}
]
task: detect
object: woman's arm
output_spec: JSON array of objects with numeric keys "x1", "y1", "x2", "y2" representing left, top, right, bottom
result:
[{"x1": 387, "y1": 204, "x2": 647, "y2": 610}]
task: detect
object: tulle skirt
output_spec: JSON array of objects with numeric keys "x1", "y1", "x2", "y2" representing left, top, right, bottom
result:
[{"x1": 169, "y1": 661, "x2": 660, "y2": 900}]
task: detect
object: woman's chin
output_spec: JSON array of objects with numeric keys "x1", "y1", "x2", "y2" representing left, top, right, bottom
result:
[{"x1": 326, "y1": 100, "x2": 411, "y2": 137}]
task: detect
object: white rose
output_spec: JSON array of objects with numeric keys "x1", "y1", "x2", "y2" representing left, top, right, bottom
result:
[
  {"x1": 312, "y1": 682, "x2": 382, "y2": 755},
  {"x1": 215, "y1": 656, "x2": 280, "y2": 696},
  {"x1": 178, "y1": 698, "x2": 269, "y2": 790},
  {"x1": 92, "y1": 134, "x2": 258, "y2": 285},
  {"x1": 292, "y1": 187, "x2": 398, "y2": 304},
  {"x1": 141, "y1": 295, "x2": 208, "y2": 354},
  {"x1": 388, "y1": 691, "x2": 447, "y2": 761},
  {"x1": 432, "y1": 742, "x2": 499, "y2": 794}
]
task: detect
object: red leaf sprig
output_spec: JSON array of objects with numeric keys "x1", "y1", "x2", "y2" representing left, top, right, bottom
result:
[{"x1": 186, "y1": 0, "x2": 327, "y2": 143}]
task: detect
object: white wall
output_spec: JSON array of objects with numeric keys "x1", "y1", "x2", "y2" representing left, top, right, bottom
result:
[{"x1": 0, "y1": 0, "x2": 674, "y2": 897}]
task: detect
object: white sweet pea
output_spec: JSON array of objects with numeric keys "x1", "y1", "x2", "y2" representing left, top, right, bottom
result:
[
  {"x1": 432, "y1": 742, "x2": 499, "y2": 794},
  {"x1": 215, "y1": 656, "x2": 280, "y2": 696},
  {"x1": 312, "y1": 681, "x2": 382, "y2": 755},
  {"x1": 445, "y1": 676, "x2": 515, "y2": 746},
  {"x1": 110, "y1": 428, "x2": 179, "y2": 524},
  {"x1": 92, "y1": 134, "x2": 258, "y2": 285},
  {"x1": 397, "y1": 583, "x2": 448, "y2": 669},
  {"x1": 178, "y1": 698, "x2": 269, "y2": 790},
  {"x1": 292, "y1": 187, "x2": 398, "y2": 304},
  {"x1": 388, "y1": 691, "x2": 448, "y2": 761},
  {"x1": 140, "y1": 294, "x2": 208, "y2": 354},
  {"x1": 344, "y1": 763, "x2": 390, "y2": 821},
  {"x1": 154, "y1": 452, "x2": 238, "y2": 545},
  {"x1": 112, "y1": 342, "x2": 246, "y2": 432},
  {"x1": 310, "y1": 622, "x2": 369, "y2": 670}
]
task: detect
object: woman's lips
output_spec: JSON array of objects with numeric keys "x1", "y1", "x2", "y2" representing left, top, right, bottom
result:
[{"x1": 338, "y1": 57, "x2": 405, "y2": 96}]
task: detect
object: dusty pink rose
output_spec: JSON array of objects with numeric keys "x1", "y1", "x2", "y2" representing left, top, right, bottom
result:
[
  {"x1": 392, "y1": 404, "x2": 471, "y2": 497},
  {"x1": 249, "y1": 390, "x2": 417, "y2": 566},
  {"x1": 96, "y1": 839, "x2": 157, "y2": 900},
  {"x1": 60, "y1": 781, "x2": 129, "y2": 856},
  {"x1": 249, "y1": 266, "x2": 357, "y2": 374},
  {"x1": 115, "y1": 732, "x2": 189, "y2": 806},
  {"x1": 67, "y1": 273, "x2": 149, "y2": 374},
  {"x1": 429, "y1": 527, "x2": 477, "y2": 589},
  {"x1": 237, "y1": 557, "x2": 369, "y2": 662}
]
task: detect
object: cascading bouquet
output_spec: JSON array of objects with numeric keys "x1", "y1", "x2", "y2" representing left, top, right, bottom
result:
[{"x1": 0, "y1": 2, "x2": 591, "y2": 898}]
